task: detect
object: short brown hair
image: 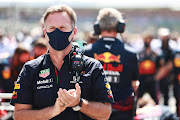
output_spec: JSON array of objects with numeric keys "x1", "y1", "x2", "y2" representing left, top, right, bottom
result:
[{"x1": 43, "y1": 5, "x2": 77, "y2": 27}]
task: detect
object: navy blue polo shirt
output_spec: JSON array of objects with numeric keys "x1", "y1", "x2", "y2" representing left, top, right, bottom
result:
[
  {"x1": 138, "y1": 49, "x2": 164, "y2": 76},
  {"x1": 10, "y1": 52, "x2": 113, "y2": 120},
  {"x1": 173, "y1": 51, "x2": 180, "y2": 84},
  {"x1": 85, "y1": 37, "x2": 139, "y2": 102}
]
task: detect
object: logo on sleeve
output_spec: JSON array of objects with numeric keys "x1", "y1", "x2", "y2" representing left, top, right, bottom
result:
[
  {"x1": 39, "y1": 68, "x2": 50, "y2": 78},
  {"x1": 14, "y1": 84, "x2": 20, "y2": 89},
  {"x1": 105, "y1": 82, "x2": 113, "y2": 98},
  {"x1": 12, "y1": 91, "x2": 17, "y2": 99},
  {"x1": 105, "y1": 83, "x2": 111, "y2": 89}
]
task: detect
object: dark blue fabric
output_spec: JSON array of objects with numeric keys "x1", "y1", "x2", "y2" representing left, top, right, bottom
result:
[
  {"x1": 84, "y1": 37, "x2": 139, "y2": 102},
  {"x1": 47, "y1": 28, "x2": 73, "y2": 51},
  {"x1": 138, "y1": 49, "x2": 164, "y2": 104},
  {"x1": 173, "y1": 51, "x2": 180, "y2": 116},
  {"x1": 10, "y1": 52, "x2": 113, "y2": 120}
]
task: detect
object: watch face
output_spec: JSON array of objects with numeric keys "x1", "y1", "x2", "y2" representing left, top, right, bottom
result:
[{"x1": 72, "y1": 105, "x2": 81, "y2": 111}]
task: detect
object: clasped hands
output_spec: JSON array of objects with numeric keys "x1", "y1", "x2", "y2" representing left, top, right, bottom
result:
[{"x1": 56, "y1": 83, "x2": 81, "y2": 109}]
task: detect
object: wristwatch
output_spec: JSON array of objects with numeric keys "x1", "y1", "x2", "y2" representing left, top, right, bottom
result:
[{"x1": 72, "y1": 98, "x2": 83, "y2": 111}]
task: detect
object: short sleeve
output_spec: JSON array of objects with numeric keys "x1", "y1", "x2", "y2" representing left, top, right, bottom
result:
[
  {"x1": 10, "y1": 64, "x2": 34, "y2": 105},
  {"x1": 91, "y1": 61, "x2": 114, "y2": 104}
]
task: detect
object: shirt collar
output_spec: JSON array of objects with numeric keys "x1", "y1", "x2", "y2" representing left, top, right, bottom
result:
[
  {"x1": 102, "y1": 37, "x2": 116, "y2": 41},
  {"x1": 45, "y1": 50, "x2": 70, "y2": 67}
]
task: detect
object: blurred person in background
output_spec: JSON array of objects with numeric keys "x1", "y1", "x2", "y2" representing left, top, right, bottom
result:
[
  {"x1": 0, "y1": 29, "x2": 12, "y2": 95},
  {"x1": 172, "y1": 48, "x2": 180, "y2": 117},
  {"x1": 32, "y1": 37, "x2": 48, "y2": 59},
  {"x1": 151, "y1": 28, "x2": 175, "y2": 105},
  {"x1": 16, "y1": 28, "x2": 33, "y2": 51},
  {"x1": 85, "y1": 8, "x2": 139, "y2": 120},
  {"x1": 0, "y1": 29, "x2": 10, "y2": 58},
  {"x1": 138, "y1": 32, "x2": 165, "y2": 104},
  {"x1": 134, "y1": 98, "x2": 179, "y2": 120},
  {"x1": 10, "y1": 44, "x2": 31, "y2": 88},
  {"x1": 86, "y1": 31, "x2": 99, "y2": 44},
  {"x1": 73, "y1": 32, "x2": 86, "y2": 51}
]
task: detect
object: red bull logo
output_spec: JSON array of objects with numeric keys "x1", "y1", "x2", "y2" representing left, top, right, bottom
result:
[
  {"x1": 174, "y1": 58, "x2": 180, "y2": 67},
  {"x1": 139, "y1": 60, "x2": 156, "y2": 75},
  {"x1": 94, "y1": 52, "x2": 121, "y2": 63},
  {"x1": 103, "y1": 63, "x2": 123, "y2": 72}
]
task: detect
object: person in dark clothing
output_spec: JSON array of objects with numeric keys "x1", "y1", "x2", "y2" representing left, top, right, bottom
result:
[
  {"x1": 10, "y1": 44, "x2": 31, "y2": 85},
  {"x1": 10, "y1": 5, "x2": 113, "y2": 120},
  {"x1": 151, "y1": 28, "x2": 175, "y2": 105},
  {"x1": 172, "y1": 50, "x2": 180, "y2": 117},
  {"x1": 32, "y1": 37, "x2": 48, "y2": 59},
  {"x1": 138, "y1": 32, "x2": 165, "y2": 104},
  {"x1": 84, "y1": 8, "x2": 139, "y2": 120}
]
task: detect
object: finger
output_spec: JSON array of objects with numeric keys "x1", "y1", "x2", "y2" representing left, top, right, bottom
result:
[
  {"x1": 62, "y1": 89, "x2": 73, "y2": 102},
  {"x1": 56, "y1": 98, "x2": 65, "y2": 107},
  {"x1": 68, "y1": 89, "x2": 76, "y2": 94},
  {"x1": 75, "y1": 83, "x2": 81, "y2": 96},
  {"x1": 60, "y1": 89, "x2": 73, "y2": 105},
  {"x1": 58, "y1": 89, "x2": 68, "y2": 104}
]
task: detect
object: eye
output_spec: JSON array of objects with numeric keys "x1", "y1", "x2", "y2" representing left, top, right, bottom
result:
[
  {"x1": 59, "y1": 27, "x2": 66, "y2": 31},
  {"x1": 50, "y1": 27, "x2": 55, "y2": 30}
]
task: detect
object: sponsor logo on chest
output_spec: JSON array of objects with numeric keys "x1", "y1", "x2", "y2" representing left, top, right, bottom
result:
[
  {"x1": 36, "y1": 78, "x2": 53, "y2": 89},
  {"x1": 39, "y1": 68, "x2": 50, "y2": 78},
  {"x1": 37, "y1": 78, "x2": 53, "y2": 85}
]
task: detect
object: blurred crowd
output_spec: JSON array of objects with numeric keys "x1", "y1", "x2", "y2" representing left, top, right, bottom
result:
[
  {"x1": 0, "y1": 27, "x2": 48, "y2": 96},
  {"x1": 0, "y1": 21, "x2": 180, "y2": 118}
]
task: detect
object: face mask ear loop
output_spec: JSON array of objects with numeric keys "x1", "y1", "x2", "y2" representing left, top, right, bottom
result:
[{"x1": 69, "y1": 28, "x2": 75, "y2": 43}]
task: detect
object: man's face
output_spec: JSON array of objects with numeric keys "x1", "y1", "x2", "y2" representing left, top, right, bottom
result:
[
  {"x1": 144, "y1": 37, "x2": 152, "y2": 45},
  {"x1": 43, "y1": 12, "x2": 77, "y2": 54},
  {"x1": 44, "y1": 12, "x2": 76, "y2": 42},
  {"x1": 161, "y1": 35, "x2": 169, "y2": 42}
]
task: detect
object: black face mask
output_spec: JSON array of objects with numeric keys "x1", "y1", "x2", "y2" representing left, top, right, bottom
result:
[
  {"x1": 47, "y1": 28, "x2": 73, "y2": 51},
  {"x1": 144, "y1": 43, "x2": 150, "y2": 48}
]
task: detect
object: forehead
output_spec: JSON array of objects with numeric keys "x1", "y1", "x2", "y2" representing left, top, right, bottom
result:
[{"x1": 45, "y1": 12, "x2": 71, "y2": 27}]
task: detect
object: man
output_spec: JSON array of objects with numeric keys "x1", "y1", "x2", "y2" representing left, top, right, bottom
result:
[
  {"x1": 151, "y1": 28, "x2": 175, "y2": 105},
  {"x1": 32, "y1": 37, "x2": 48, "y2": 59},
  {"x1": 84, "y1": 8, "x2": 139, "y2": 120},
  {"x1": 8, "y1": 44, "x2": 31, "y2": 93},
  {"x1": 10, "y1": 5, "x2": 113, "y2": 120},
  {"x1": 138, "y1": 32, "x2": 164, "y2": 104},
  {"x1": 172, "y1": 50, "x2": 180, "y2": 117}
]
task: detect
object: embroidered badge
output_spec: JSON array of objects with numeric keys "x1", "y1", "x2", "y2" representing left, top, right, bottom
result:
[
  {"x1": 39, "y1": 68, "x2": 50, "y2": 78},
  {"x1": 14, "y1": 84, "x2": 20, "y2": 89},
  {"x1": 12, "y1": 91, "x2": 17, "y2": 99}
]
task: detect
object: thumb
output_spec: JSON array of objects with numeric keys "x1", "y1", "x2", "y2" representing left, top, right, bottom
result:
[{"x1": 75, "y1": 83, "x2": 81, "y2": 96}]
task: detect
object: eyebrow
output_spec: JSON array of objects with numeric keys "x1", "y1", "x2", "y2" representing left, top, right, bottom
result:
[{"x1": 49, "y1": 25, "x2": 68, "y2": 29}]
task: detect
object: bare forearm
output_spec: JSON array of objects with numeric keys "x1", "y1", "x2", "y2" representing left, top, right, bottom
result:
[
  {"x1": 14, "y1": 106, "x2": 59, "y2": 120},
  {"x1": 131, "y1": 80, "x2": 140, "y2": 92},
  {"x1": 155, "y1": 61, "x2": 173, "y2": 80},
  {"x1": 80, "y1": 99, "x2": 111, "y2": 120}
]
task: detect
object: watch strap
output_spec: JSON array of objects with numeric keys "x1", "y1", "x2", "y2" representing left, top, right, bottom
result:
[{"x1": 79, "y1": 98, "x2": 83, "y2": 107}]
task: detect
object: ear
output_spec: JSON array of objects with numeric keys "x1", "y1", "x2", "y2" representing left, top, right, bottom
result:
[
  {"x1": 43, "y1": 28, "x2": 47, "y2": 36},
  {"x1": 43, "y1": 28, "x2": 49, "y2": 42},
  {"x1": 72, "y1": 27, "x2": 77, "y2": 39}
]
